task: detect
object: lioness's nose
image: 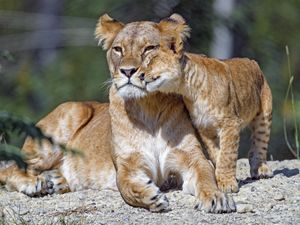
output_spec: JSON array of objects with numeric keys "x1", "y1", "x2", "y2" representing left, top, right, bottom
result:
[{"x1": 120, "y1": 68, "x2": 138, "y2": 78}]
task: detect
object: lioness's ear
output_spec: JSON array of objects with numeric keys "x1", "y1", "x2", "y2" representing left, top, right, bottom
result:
[
  {"x1": 158, "y1": 13, "x2": 191, "y2": 54},
  {"x1": 95, "y1": 14, "x2": 124, "y2": 50}
]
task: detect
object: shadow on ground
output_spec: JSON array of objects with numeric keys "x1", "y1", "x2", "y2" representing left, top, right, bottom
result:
[
  {"x1": 273, "y1": 168, "x2": 299, "y2": 177},
  {"x1": 238, "y1": 168, "x2": 299, "y2": 188}
]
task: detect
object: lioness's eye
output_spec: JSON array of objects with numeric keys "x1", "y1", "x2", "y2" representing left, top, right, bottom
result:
[
  {"x1": 113, "y1": 46, "x2": 122, "y2": 54},
  {"x1": 144, "y1": 45, "x2": 157, "y2": 53}
]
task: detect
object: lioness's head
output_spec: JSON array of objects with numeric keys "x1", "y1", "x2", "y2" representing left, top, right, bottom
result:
[{"x1": 95, "y1": 13, "x2": 190, "y2": 99}]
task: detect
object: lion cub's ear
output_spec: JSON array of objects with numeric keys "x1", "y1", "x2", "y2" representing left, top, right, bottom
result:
[
  {"x1": 95, "y1": 14, "x2": 124, "y2": 50},
  {"x1": 158, "y1": 13, "x2": 191, "y2": 55}
]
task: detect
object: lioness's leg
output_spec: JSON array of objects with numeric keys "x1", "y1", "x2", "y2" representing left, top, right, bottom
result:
[
  {"x1": 116, "y1": 153, "x2": 169, "y2": 212},
  {"x1": 215, "y1": 121, "x2": 240, "y2": 193},
  {"x1": 172, "y1": 150, "x2": 236, "y2": 213},
  {"x1": 3, "y1": 165, "x2": 55, "y2": 196},
  {"x1": 2, "y1": 165, "x2": 69, "y2": 196},
  {"x1": 2, "y1": 102, "x2": 93, "y2": 195},
  {"x1": 249, "y1": 82, "x2": 273, "y2": 179},
  {"x1": 24, "y1": 102, "x2": 93, "y2": 172},
  {"x1": 40, "y1": 169, "x2": 70, "y2": 194}
]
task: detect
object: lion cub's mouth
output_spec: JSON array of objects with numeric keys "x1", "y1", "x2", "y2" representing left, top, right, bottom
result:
[{"x1": 144, "y1": 75, "x2": 165, "y2": 92}]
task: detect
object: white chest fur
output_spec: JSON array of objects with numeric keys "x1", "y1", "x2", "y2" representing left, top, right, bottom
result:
[{"x1": 116, "y1": 128, "x2": 171, "y2": 185}]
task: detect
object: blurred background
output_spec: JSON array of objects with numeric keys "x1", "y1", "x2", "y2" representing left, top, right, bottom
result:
[{"x1": 0, "y1": 0, "x2": 299, "y2": 160}]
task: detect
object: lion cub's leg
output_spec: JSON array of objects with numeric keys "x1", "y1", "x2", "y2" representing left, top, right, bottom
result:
[
  {"x1": 249, "y1": 83, "x2": 273, "y2": 179},
  {"x1": 116, "y1": 153, "x2": 169, "y2": 212},
  {"x1": 215, "y1": 121, "x2": 240, "y2": 193},
  {"x1": 200, "y1": 132, "x2": 219, "y2": 165},
  {"x1": 173, "y1": 150, "x2": 236, "y2": 213}
]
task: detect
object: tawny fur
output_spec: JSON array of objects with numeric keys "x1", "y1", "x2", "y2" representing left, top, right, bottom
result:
[
  {"x1": 0, "y1": 102, "x2": 116, "y2": 196},
  {"x1": 0, "y1": 14, "x2": 237, "y2": 213},
  {"x1": 96, "y1": 14, "x2": 235, "y2": 212},
  {"x1": 140, "y1": 14, "x2": 273, "y2": 193}
]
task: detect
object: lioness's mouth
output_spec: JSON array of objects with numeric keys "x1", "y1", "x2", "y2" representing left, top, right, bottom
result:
[{"x1": 116, "y1": 83, "x2": 145, "y2": 91}]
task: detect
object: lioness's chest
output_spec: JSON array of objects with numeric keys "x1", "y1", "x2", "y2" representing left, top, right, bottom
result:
[
  {"x1": 138, "y1": 129, "x2": 173, "y2": 183},
  {"x1": 140, "y1": 129, "x2": 169, "y2": 157}
]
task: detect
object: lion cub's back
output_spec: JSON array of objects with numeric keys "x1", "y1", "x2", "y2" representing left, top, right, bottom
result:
[
  {"x1": 223, "y1": 58, "x2": 264, "y2": 87},
  {"x1": 224, "y1": 58, "x2": 265, "y2": 120}
]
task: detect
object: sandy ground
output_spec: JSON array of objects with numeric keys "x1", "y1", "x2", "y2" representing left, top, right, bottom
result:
[{"x1": 0, "y1": 159, "x2": 300, "y2": 225}]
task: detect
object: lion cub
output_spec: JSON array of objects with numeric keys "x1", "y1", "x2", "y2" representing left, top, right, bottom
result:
[{"x1": 140, "y1": 14, "x2": 273, "y2": 193}]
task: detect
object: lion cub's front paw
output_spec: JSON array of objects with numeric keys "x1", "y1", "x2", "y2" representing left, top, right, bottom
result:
[
  {"x1": 251, "y1": 163, "x2": 273, "y2": 179},
  {"x1": 216, "y1": 175, "x2": 239, "y2": 193},
  {"x1": 195, "y1": 191, "x2": 236, "y2": 213},
  {"x1": 148, "y1": 193, "x2": 169, "y2": 212}
]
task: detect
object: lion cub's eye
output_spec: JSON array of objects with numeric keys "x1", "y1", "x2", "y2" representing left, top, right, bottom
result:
[
  {"x1": 143, "y1": 45, "x2": 157, "y2": 54},
  {"x1": 113, "y1": 46, "x2": 122, "y2": 54}
]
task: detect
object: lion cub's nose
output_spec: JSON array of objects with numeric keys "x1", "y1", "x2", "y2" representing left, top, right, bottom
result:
[
  {"x1": 120, "y1": 68, "x2": 138, "y2": 78},
  {"x1": 139, "y1": 73, "x2": 145, "y2": 81}
]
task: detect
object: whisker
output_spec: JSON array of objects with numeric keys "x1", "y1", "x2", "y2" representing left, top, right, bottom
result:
[{"x1": 100, "y1": 78, "x2": 113, "y2": 91}]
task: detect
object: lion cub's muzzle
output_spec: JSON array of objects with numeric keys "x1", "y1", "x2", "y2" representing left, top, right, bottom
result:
[{"x1": 140, "y1": 73, "x2": 162, "y2": 92}]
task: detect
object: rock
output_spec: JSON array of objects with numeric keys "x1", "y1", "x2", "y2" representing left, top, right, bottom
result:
[
  {"x1": 236, "y1": 203, "x2": 254, "y2": 213},
  {"x1": 274, "y1": 194, "x2": 285, "y2": 201}
]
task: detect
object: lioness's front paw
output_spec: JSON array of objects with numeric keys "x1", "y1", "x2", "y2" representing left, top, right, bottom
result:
[
  {"x1": 216, "y1": 175, "x2": 239, "y2": 193},
  {"x1": 40, "y1": 170, "x2": 70, "y2": 194},
  {"x1": 19, "y1": 176, "x2": 54, "y2": 197},
  {"x1": 195, "y1": 191, "x2": 236, "y2": 213},
  {"x1": 251, "y1": 163, "x2": 273, "y2": 179},
  {"x1": 149, "y1": 193, "x2": 169, "y2": 212}
]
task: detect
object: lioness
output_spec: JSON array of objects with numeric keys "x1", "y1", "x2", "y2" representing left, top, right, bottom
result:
[
  {"x1": 0, "y1": 14, "x2": 236, "y2": 213},
  {"x1": 95, "y1": 13, "x2": 235, "y2": 213},
  {"x1": 139, "y1": 14, "x2": 273, "y2": 193},
  {"x1": 0, "y1": 102, "x2": 116, "y2": 195}
]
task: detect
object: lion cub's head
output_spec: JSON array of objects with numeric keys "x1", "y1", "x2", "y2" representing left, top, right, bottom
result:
[{"x1": 95, "y1": 13, "x2": 190, "y2": 99}]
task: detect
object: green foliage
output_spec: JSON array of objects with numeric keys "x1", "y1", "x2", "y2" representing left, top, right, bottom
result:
[
  {"x1": 0, "y1": 112, "x2": 51, "y2": 144},
  {"x1": 283, "y1": 46, "x2": 299, "y2": 159},
  {"x1": 0, "y1": 112, "x2": 52, "y2": 169},
  {"x1": 228, "y1": 0, "x2": 300, "y2": 159},
  {"x1": 0, "y1": 112, "x2": 82, "y2": 169},
  {"x1": 0, "y1": 0, "x2": 299, "y2": 159},
  {"x1": 0, "y1": 144, "x2": 27, "y2": 169}
]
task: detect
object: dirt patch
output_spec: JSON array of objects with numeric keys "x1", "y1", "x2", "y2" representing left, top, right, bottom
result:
[{"x1": 1, "y1": 159, "x2": 299, "y2": 224}]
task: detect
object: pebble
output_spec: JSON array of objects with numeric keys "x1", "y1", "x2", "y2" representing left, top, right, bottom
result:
[
  {"x1": 274, "y1": 194, "x2": 285, "y2": 201},
  {"x1": 236, "y1": 203, "x2": 254, "y2": 213},
  {"x1": 250, "y1": 186, "x2": 257, "y2": 192},
  {"x1": 264, "y1": 203, "x2": 274, "y2": 211}
]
